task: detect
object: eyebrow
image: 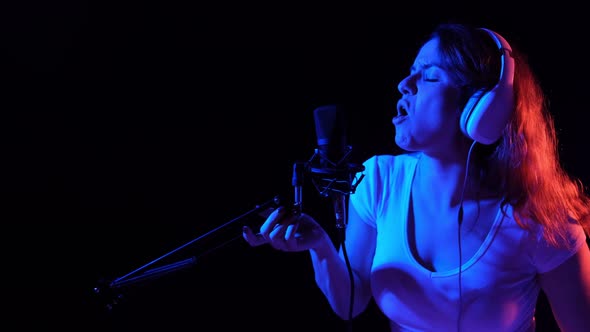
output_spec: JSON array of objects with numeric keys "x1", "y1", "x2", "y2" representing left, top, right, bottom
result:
[
  {"x1": 410, "y1": 62, "x2": 439, "y2": 74},
  {"x1": 410, "y1": 62, "x2": 443, "y2": 70}
]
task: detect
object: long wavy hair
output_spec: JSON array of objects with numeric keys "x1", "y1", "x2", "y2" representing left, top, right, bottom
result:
[{"x1": 432, "y1": 23, "x2": 590, "y2": 248}]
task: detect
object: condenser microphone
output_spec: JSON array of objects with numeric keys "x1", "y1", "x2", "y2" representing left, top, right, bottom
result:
[
  {"x1": 314, "y1": 104, "x2": 347, "y2": 171},
  {"x1": 308, "y1": 105, "x2": 364, "y2": 230},
  {"x1": 309, "y1": 105, "x2": 364, "y2": 195}
]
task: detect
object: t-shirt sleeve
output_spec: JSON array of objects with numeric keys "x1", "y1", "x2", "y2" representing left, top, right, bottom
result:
[
  {"x1": 533, "y1": 221, "x2": 588, "y2": 274},
  {"x1": 349, "y1": 155, "x2": 382, "y2": 229}
]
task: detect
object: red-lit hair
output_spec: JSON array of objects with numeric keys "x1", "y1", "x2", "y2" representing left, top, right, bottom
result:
[{"x1": 434, "y1": 23, "x2": 590, "y2": 247}]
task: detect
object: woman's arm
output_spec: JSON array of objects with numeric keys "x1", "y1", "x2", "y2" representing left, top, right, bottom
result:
[{"x1": 310, "y1": 205, "x2": 377, "y2": 319}]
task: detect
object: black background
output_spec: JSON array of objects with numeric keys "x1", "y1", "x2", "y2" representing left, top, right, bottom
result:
[{"x1": 3, "y1": 2, "x2": 588, "y2": 331}]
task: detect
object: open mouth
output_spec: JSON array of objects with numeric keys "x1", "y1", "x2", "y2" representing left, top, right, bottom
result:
[{"x1": 396, "y1": 100, "x2": 408, "y2": 117}]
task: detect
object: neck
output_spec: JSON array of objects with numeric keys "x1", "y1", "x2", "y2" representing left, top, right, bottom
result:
[{"x1": 414, "y1": 152, "x2": 474, "y2": 207}]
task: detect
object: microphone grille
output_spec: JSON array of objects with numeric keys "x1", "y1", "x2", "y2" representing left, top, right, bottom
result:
[{"x1": 313, "y1": 104, "x2": 347, "y2": 147}]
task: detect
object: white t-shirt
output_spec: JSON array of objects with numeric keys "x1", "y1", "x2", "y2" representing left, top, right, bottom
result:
[{"x1": 348, "y1": 153, "x2": 587, "y2": 332}]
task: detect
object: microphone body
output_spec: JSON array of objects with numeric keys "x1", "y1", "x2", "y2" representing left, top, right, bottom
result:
[
  {"x1": 314, "y1": 105, "x2": 347, "y2": 169},
  {"x1": 301, "y1": 105, "x2": 365, "y2": 230}
]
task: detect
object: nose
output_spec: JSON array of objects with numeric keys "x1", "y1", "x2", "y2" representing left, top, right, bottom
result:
[{"x1": 397, "y1": 75, "x2": 415, "y2": 96}]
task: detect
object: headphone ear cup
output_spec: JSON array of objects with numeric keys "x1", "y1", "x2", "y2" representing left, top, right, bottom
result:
[
  {"x1": 459, "y1": 28, "x2": 515, "y2": 145},
  {"x1": 460, "y1": 89, "x2": 487, "y2": 140}
]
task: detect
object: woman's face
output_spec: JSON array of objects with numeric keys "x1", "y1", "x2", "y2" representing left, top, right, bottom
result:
[{"x1": 394, "y1": 38, "x2": 465, "y2": 155}]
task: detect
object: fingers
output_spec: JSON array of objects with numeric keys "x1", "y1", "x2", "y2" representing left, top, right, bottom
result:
[
  {"x1": 259, "y1": 206, "x2": 288, "y2": 237},
  {"x1": 283, "y1": 222, "x2": 300, "y2": 250},
  {"x1": 242, "y1": 206, "x2": 302, "y2": 251},
  {"x1": 242, "y1": 207, "x2": 285, "y2": 247},
  {"x1": 242, "y1": 225, "x2": 268, "y2": 247}
]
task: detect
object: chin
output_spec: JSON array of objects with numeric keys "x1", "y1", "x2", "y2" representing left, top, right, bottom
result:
[{"x1": 395, "y1": 135, "x2": 413, "y2": 151}]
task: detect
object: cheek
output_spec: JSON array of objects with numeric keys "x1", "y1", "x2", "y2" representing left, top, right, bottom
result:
[
  {"x1": 438, "y1": 88, "x2": 464, "y2": 123},
  {"x1": 440, "y1": 85, "x2": 463, "y2": 109},
  {"x1": 416, "y1": 92, "x2": 463, "y2": 132}
]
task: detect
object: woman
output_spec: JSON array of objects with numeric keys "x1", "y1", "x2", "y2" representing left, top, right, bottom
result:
[{"x1": 243, "y1": 23, "x2": 590, "y2": 331}]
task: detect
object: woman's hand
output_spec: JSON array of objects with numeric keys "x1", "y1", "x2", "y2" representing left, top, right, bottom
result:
[{"x1": 242, "y1": 206, "x2": 329, "y2": 252}]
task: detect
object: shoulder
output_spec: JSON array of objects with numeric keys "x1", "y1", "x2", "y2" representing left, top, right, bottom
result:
[{"x1": 517, "y1": 215, "x2": 588, "y2": 273}]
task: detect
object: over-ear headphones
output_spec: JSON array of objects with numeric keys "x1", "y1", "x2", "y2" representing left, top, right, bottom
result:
[{"x1": 459, "y1": 28, "x2": 515, "y2": 145}]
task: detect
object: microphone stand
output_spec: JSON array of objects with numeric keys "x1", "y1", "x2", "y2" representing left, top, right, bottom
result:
[{"x1": 94, "y1": 195, "x2": 281, "y2": 311}]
